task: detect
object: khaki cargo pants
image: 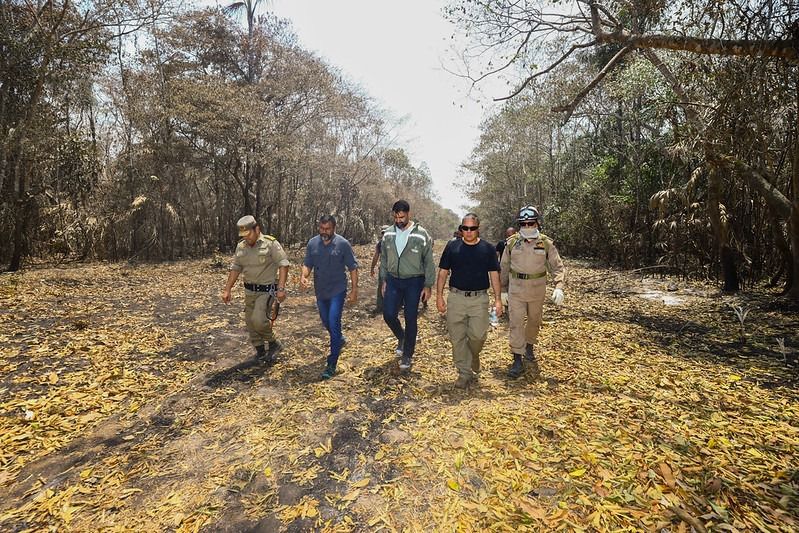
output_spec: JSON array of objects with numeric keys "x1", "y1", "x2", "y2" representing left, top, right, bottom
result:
[
  {"x1": 446, "y1": 291, "x2": 489, "y2": 379},
  {"x1": 244, "y1": 290, "x2": 276, "y2": 347}
]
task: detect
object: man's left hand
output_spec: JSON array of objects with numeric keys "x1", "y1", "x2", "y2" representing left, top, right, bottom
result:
[
  {"x1": 276, "y1": 289, "x2": 287, "y2": 303},
  {"x1": 494, "y1": 300, "x2": 503, "y2": 317},
  {"x1": 347, "y1": 290, "x2": 358, "y2": 304},
  {"x1": 421, "y1": 286, "x2": 431, "y2": 303}
]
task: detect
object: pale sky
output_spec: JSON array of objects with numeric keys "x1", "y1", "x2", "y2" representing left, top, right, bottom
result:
[{"x1": 263, "y1": 0, "x2": 503, "y2": 214}]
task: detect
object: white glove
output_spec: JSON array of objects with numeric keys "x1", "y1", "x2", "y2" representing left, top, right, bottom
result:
[
  {"x1": 500, "y1": 292, "x2": 508, "y2": 306},
  {"x1": 551, "y1": 288, "x2": 564, "y2": 306}
]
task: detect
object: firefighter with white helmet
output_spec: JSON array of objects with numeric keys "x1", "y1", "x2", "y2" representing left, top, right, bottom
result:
[{"x1": 499, "y1": 205, "x2": 566, "y2": 379}]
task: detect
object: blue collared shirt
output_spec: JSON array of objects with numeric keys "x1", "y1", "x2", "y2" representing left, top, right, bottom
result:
[{"x1": 303, "y1": 234, "x2": 358, "y2": 300}]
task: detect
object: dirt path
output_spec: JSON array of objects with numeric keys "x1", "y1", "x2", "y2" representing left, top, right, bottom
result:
[{"x1": 1, "y1": 250, "x2": 797, "y2": 531}]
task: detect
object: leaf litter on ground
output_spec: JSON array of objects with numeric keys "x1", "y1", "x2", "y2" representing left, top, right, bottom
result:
[{"x1": 0, "y1": 249, "x2": 797, "y2": 531}]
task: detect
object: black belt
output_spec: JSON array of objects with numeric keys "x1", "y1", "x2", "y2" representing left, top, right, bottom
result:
[
  {"x1": 449, "y1": 287, "x2": 487, "y2": 297},
  {"x1": 244, "y1": 282, "x2": 277, "y2": 292}
]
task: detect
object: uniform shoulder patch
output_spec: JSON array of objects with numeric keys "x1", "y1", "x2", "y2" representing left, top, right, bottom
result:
[{"x1": 263, "y1": 234, "x2": 276, "y2": 241}]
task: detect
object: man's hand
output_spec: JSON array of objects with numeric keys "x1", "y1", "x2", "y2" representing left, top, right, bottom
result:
[
  {"x1": 494, "y1": 299, "x2": 503, "y2": 318},
  {"x1": 347, "y1": 289, "x2": 358, "y2": 305},
  {"x1": 221, "y1": 288, "x2": 231, "y2": 304},
  {"x1": 299, "y1": 276, "x2": 310, "y2": 290},
  {"x1": 436, "y1": 294, "x2": 446, "y2": 314},
  {"x1": 421, "y1": 286, "x2": 431, "y2": 303},
  {"x1": 276, "y1": 289, "x2": 287, "y2": 303}
]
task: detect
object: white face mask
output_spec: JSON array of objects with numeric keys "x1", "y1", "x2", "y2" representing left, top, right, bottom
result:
[{"x1": 520, "y1": 227, "x2": 540, "y2": 240}]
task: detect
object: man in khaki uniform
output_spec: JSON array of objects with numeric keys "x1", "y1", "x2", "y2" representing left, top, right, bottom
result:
[
  {"x1": 221, "y1": 215, "x2": 290, "y2": 363},
  {"x1": 500, "y1": 206, "x2": 565, "y2": 379}
]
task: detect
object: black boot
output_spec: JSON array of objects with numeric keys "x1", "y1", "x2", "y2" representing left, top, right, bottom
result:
[
  {"x1": 265, "y1": 340, "x2": 282, "y2": 364},
  {"x1": 508, "y1": 353, "x2": 524, "y2": 379},
  {"x1": 525, "y1": 344, "x2": 541, "y2": 378},
  {"x1": 525, "y1": 343, "x2": 534, "y2": 361},
  {"x1": 255, "y1": 345, "x2": 266, "y2": 360}
]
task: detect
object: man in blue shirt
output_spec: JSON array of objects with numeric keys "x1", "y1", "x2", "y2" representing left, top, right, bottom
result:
[{"x1": 300, "y1": 215, "x2": 359, "y2": 379}]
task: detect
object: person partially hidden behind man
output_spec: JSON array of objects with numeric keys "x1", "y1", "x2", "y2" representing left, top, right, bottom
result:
[{"x1": 221, "y1": 215, "x2": 290, "y2": 364}]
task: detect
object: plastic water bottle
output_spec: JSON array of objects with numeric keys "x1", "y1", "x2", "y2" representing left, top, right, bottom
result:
[{"x1": 489, "y1": 307, "x2": 498, "y2": 327}]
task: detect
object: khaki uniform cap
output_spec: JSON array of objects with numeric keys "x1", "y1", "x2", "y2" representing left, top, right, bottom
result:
[{"x1": 237, "y1": 215, "x2": 257, "y2": 237}]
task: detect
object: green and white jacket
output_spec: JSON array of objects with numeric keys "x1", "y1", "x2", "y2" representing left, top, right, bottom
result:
[{"x1": 379, "y1": 223, "x2": 436, "y2": 287}]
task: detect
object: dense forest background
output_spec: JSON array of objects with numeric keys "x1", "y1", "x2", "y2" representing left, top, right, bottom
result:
[
  {"x1": 2, "y1": 0, "x2": 798, "y2": 300},
  {"x1": 0, "y1": 0, "x2": 459, "y2": 269},
  {"x1": 449, "y1": 0, "x2": 799, "y2": 299}
]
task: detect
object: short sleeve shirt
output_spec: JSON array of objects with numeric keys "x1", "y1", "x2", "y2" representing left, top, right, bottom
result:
[
  {"x1": 231, "y1": 234, "x2": 290, "y2": 285},
  {"x1": 438, "y1": 239, "x2": 499, "y2": 291},
  {"x1": 303, "y1": 234, "x2": 358, "y2": 300}
]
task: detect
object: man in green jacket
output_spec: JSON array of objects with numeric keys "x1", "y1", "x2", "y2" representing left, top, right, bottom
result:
[{"x1": 379, "y1": 200, "x2": 435, "y2": 371}]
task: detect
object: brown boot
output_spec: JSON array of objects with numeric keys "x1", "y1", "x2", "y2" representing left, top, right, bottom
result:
[{"x1": 471, "y1": 353, "x2": 480, "y2": 376}]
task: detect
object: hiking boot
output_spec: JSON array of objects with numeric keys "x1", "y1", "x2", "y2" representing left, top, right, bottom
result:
[
  {"x1": 454, "y1": 374, "x2": 472, "y2": 389},
  {"x1": 321, "y1": 365, "x2": 336, "y2": 380},
  {"x1": 508, "y1": 353, "x2": 524, "y2": 379},
  {"x1": 395, "y1": 340, "x2": 404, "y2": 358},
  {"x1": 340, "y1": 336, "x2": 347, "y2": 348},
  {"x1": 265, "y1": 340, "x2": 282, "y2": 363},
  {"x1": 528, "y1": 356, "x2": 541, "y2": 380},
  {"x1": 525, "y1": 344, "x2": 541, "y2": 379},
  {"x1": 525, "y1": 343, "x2": 535, "y2": 361},
  {"x1": 255, "y1": 344, "x2": 266, "y2": 359},
  {"x1": 399, "y1": 355, "x2": 412, "y2": 371}
]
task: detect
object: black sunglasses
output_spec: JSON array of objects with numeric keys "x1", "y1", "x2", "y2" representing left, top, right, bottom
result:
[
  {"x1": 519, "y1": 221, "x2": 538, "y2": 227},
  {"x1": 459, "y1": 225, "x2": 479, "y2": 232}
]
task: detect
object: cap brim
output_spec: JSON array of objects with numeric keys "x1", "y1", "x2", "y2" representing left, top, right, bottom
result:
[{"x1": 238, "y1": 228, "x2": 249, "y2": 237}]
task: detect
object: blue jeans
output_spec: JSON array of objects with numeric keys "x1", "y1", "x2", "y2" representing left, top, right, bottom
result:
[
  {"x1": 317, "y1": 290, "x2": 346, "y2": 369},
  {"x1": 383, "y1": 275, "x2": 425, "y2": 359}
]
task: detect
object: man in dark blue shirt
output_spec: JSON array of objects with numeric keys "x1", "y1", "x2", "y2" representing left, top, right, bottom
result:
[
  {"x1": 435, "y1": 213, "x2": 503, "y2": 389},
  {"x1": 301, "y1": 215, "x2": 359, "y2": 380}
]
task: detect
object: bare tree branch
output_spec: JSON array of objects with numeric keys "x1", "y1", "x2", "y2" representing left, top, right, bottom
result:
[
  {"x1": 495, "y1": 41, "x2": 596, "y2": 101},
  {"x1": 589, "y1": 1, "x2": 798, "y2": 62},
  {"x1": 551, "y1": 44, "x2": 634, "y2": 121}
]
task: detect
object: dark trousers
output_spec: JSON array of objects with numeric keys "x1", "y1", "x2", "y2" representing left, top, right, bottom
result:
[
  {"x1": 317, "y1": 290, "x2": 346, "y2": 369},
  {"x1": 383, "y1": 274, "x2": 425, "y2": 359}
]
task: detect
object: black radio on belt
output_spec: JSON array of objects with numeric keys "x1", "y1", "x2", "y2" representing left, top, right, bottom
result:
[{"x1": 244, "y1": 282, "x2": 277, "y2": 292}]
